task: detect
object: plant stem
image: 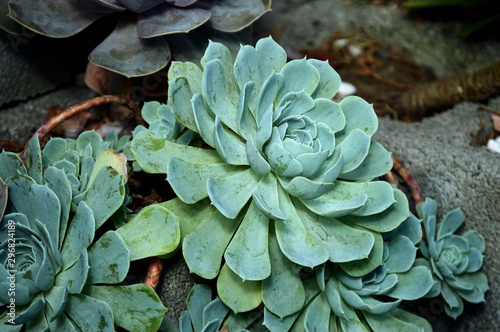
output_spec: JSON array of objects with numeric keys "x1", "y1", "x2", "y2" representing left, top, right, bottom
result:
[
  {"x1": 391, "y1": 155, "x2": 423, "y2": 205},
  {"x1": 22, "y1": 95, "x2": 142, "y2": 158},
  {"x1": 144, "y1": 257, "x2": 164, "y2": 290}
]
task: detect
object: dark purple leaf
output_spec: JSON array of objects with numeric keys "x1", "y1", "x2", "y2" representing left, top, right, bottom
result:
[
  {"x1": 116, "y1": 0, "x2": 164, "y2": 13},
  {"x1": 89, "y1": 18, "x2": 171, "y2": 77},
  {"x1": 165, "y1": 0, "x2": 198, "y2": 7},
  {"x1": 137, "y1": 4, "x2": 210, "y2": 37},
  {"x1": 8, "y1": 0, "x2": 114, "y2": 37},
  {"x1": 86, "y1": 0, "x2": 127, "y2": 12},
  {"x1": 207, "y1": 0, "x2": 271, "y2": 32}
]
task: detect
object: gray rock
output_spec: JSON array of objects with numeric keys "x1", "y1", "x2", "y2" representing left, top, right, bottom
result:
[
  {"x1": 0, "y1": 86, "x2": 97, "y2": 142},
  {"x1": 255, "y1": 0, "x2": 500, "y2": 77},
  {"x1": 375, "y1": 98, "x2": 500, "y2": 332}
]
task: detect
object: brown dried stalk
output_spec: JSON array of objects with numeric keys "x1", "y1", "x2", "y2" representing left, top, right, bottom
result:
[
  {"x1": 396, "y1": 61, "x2": 500, "y2": 120},
  {"x1": 22, "y1": 95, "x2": 142, "y2": 157}
]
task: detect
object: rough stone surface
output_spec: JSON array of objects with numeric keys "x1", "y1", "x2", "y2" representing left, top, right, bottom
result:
[
  {"x1": 375, "y1": 98, "x2": 500, "y2": 332},
  {"x1": 255, "y1": 0, "x2": 500, "y2": 77},
  {"x1": 0, "y1": 86, "x2": 97, "y2": 142},
  {"x1": 0, "y1": 30, "x2": 90, "y2": 107}
]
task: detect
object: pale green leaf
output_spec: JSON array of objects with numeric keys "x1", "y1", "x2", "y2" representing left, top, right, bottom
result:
[
  {"x1": 115, "y1": 204, "x2": 179, "y2": 260},
  {"x1": 217, "y1": 263, "x2": 262, "y2": 313}
]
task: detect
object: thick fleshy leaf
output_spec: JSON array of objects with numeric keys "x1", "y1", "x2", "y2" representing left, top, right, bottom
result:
[
  {"x1": 8, "y1": 0, "x2": 114, "y2": 37},
  {"x1": 214, "y1": 116, "x2": 249, "y2": 165},
  {"x1": 118, "y1": 0, "x2": 164, "y2": 12},
  {"x1": 83, "y1": 284, "x2": 166, "y2": 332},
  {"x1": 336, "y1": 96, "x2": 378, "y2": 143},
  {"x1": 304, "y1": 292, "x2": 331, "y2": 332},
  {"x1": 192, "y1": 93, "x2": 216, "y2": 146},
  {"x1": 207, "y1": 0, "x2": 271, "y2": 32},
  {"x1": 256, "y1": 72, "x2": 284, "y2": 122},
  {"x1": 61, "y1": 201, "x2": 95, "y2": 268},
  {"x1": 83, "y1": 167, "x2": 125, "y2": 229},
  {"x1": 463, "y1": 230, "x2": 486, "y2": 253},
  {"x1": 64, "y1": 294, "x2": 114, "y2": 331},
  {"x1": 160, "y1": 198, "x2": 215, "y2": 240},
  {"x1": 89, "y1": 18, "x2": 171, "y2": 77},
  {"x1": 115, "y1": 204, "x2": 179, "y2": 260},
  {"x1": 246, "y1": 136, "x2": 271, "y2": 176},
  {"x1": 236, "y1": 82, "x2": 257, "y2": 139},
  {"x1": 183, "y1": 210, "x2": 240, "y2": 279},
  {"x1": 186, "y1": 284, "x2": 212, "y2": 332},
  {"x1": 255, "y1": 37, "x2": 287, "y2": 85},
  {"x1": 87, "y1": 149, "x2": 127, "y2": 189},
  {"x1": 344, "y1": 188, "x2": 411, "y2": 232},
  {"x1": 203, "y1": 59, "x2": 239, "y2": 132},
  {"x1": 263, "y1": 278, "x2": 321, "y2": 332},
  {"x1": 299, "y1": 186, "x2": 367, "y2": 218},
  {"x1": 0, "y1": 150, "x2": 26, "y2": 179},
  {"x1": 203, "y1": 298, "x2": 230, "y2": 329},
  {"x1": 384, "y1": 266, "x2": 434, "y2": 300},
  {"x1": 86, "y1": 231, "x2": 130, "y2": 284},
  {"x1": 304, "y1": 98, "x2": 345, "y2": 134},
  {"x1": 275, "y1": 186, "x2": 329, "y2": 268},
  {"x1": 340, "y1": 141, "x2": 393, "y2": 181},
  {"x1": 339, "y1": 229, "x2": 384, "y2": 277},
  {"x1": 277, "y1": 58, "x2": 320, "y2": 103},
  {"x1": 138, "y1": 5, "x2": 211, "y2": 37},
  {"x1": 337, "y1": 129, "x2": 371, "y2": 174},
  {"x1": 364, "y1": 308, "x2": 431, "y2": 332},
  {"x1": 217, "y1": 263, "x2": 262, "y2": 313},
  {"x1": 131, "y1": 128, "x2": 222, "y2": 173},
  {"x1": 384, "y1": 236, "x2": 418, "y2": 273},
  {"x1": 168, "y1": 61, "x2": 203, "y2": 94},
  {"x1": 207, "y1": 168, "x2": 260, "y2": 219},
  {"x1": 25, "y1": 136, "x2": 43, "y2": 184},
  {"x1": 168, "y1": 76, "x2": 198, "y2": 132},
  {"x1": 252, "y1": 173, "x2": 286, "y2": 220},
  {"x1": 56, "y1": 249, "x2": 89, "y2": 294},
  {"x1": 296, "y1": 203, "x2": 375, "y2": 262},
  {"x1": 43, "y1": 167, "x2": 72, "y2": 249},
  {"x1": 339, "y1": 285, "x2": 401, "y2": 314},
  {"x1": 455, "y1": 272, "x2": 489, "y2": 303},
  {"x1": 383, "y1": 214, "x2": 422, "y2": 246},
  {"x1": 12, "y1": 293, "x2": 45, "y2": 325},
  {"x1": 262, "y1": 226, "x2": 305, "y2": 319},
  {"x1": 436, "y1": 208, "x2": 466, "y2": 241},
  {"x1": 44, "y1": 285, "x2": 69, "y2": 323},
  {"x1": 309, "y1": 59, "x2": 342, "y2": 100},
  {"x1": 14, "y1": 182, "x2": 61, "y2": 244},
  {"x1": 225, "y1": 202, "x2": 270, "y2": 281}
]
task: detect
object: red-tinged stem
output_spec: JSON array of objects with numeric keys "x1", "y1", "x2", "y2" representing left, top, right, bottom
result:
[
  {"x1": 391, "y1": 155, "x2": 423, "y2": 205},
  {"x1": 22, "y1": 95, "x2": 142, "y2": 158},
  {"x1": 144, "y1": 257, "x2": 164, "y2": 290}
]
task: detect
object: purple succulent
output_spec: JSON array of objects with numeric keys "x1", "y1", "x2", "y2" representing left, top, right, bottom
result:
[{"x1": 1, "y1": 0, "x2": 271, "y2": 77}]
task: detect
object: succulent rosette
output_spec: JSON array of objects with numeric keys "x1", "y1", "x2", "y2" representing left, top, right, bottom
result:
[
  {"x1": 262, "y1": 215, "x2": 435, "y2": 331},
  {"x1": 131, "y1": 36, "x2": 412, "y2": 315},
  {"x1": 415, "y1": 198, "x2": 489, "y2": 319},
  {"x1": 159, "y1": 284, "x2": 263, "y2": 332},
  {"x1": 0, "y1": 137, "x2": 175, "y2": 331},
  {"x1": 0, "y1": 0, "x2": 271, "y2": 77}
]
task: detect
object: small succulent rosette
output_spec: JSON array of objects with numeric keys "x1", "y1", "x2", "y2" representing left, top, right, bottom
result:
[
  {"x1": 415, "y1": 198, "x2": 489, "y2": 319},
  {"x1": 0, "y1": 136, "x2": 180, "y2": 331},
  {"x1": 160, "y1": 284, "x2": 264, "y2": 332},
  {"x1": 261, "y1": 215, "x2": 434, "y2": 332},
  {"x1": 131, "y1": 36, "x2": 414, "y2": 316},
  {"x1": 1, "y1": 0, "x2": 271, "y2": 77}
]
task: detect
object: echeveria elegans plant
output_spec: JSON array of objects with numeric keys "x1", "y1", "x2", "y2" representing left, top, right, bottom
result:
[
  {"x1": 0, "y1": 136, "x2": 180, "y2": 331},
  {"x1": 415, "y1": 198, "x2": 489, "y2": 319},
  {"x1": 131, "y1": 36, "x2": 414, "y2": 317},
  {"x1": 0, "y1": 0, "x2": 271, "y2": 77}
]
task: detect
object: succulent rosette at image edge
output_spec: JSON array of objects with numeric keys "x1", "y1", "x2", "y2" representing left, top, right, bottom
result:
[
  {"x1": 131, "y1": 36, "x2": 413, "y2": 316},
  {"x1": 415, "y1": 198, "x2": 489, "y2": 319},
  {"x1": 0, "y1": 0, "x2": 271, "y2": 77},
  {"x1": 0, "y1": 136, "x2": 179, "y2": 331}
]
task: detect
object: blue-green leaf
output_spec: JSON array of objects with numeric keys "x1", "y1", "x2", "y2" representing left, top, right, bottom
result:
[{"x1": 217, "y1": 263, "x2": 262, "y2": 314}]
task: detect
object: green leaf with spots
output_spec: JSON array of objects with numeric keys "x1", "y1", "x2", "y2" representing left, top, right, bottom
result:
[
  {"x1": 115, "y1": 204, "x2": 180, "y2": 260},
  {"x1": 83, "y1": 284, "x2": 166, "y2": 332}
]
